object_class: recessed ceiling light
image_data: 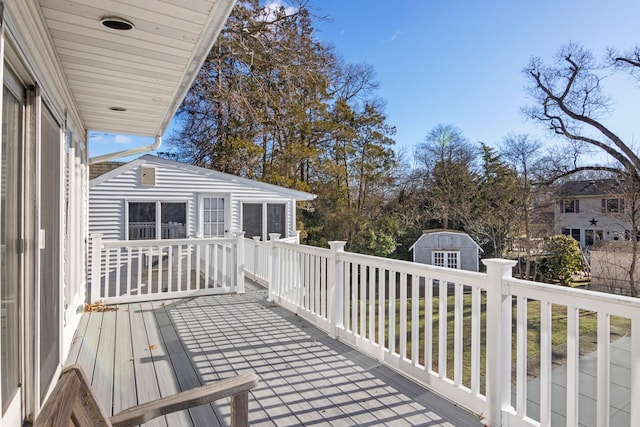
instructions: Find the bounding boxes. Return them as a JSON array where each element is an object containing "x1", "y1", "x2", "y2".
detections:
[
  {"x1": 101, "y1": 17, "x2": 134, "y2": 31},
  {"x1": 109, "y1": 106, "x2": 127, "y2": 112}
]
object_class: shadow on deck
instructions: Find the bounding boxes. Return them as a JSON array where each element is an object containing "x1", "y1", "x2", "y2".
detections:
[{"x1": 67, "y1": 286, "x2": 482, "y2": 426}]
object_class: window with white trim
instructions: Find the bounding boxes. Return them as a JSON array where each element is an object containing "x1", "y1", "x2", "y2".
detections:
[
  {"x1": 242, "y1": 202, "x2": 287, "y2": 241},
  {"x1": 201, "y1": 196, "x2": 226, "y2": 237},
  {"x1": 432, "y1": 250, "x2": 460, "y2": 269},
  {"x1": 128, "y1": 201, "x2": 187, "y2": 240}
]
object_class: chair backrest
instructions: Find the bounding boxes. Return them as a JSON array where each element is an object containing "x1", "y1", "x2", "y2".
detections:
[{"x1": 33, "y1": 365, "x2": 111, "y2": 427}]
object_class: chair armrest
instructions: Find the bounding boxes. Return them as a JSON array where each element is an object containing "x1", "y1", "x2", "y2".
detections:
[{"x1": 109, "y1": 372, "x2": 259, "y2": 427}]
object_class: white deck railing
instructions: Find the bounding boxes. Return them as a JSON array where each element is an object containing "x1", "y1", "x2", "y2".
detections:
[
  {"x1": 253, "y1": 238, "x2": 640, "y2": 427},
  {"x1": 89, "y1": 232, "x2": 245, "y2": 304}
]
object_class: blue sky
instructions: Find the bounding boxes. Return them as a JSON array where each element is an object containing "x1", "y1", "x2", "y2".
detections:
[{"x1": 90, "y1": 0, "x2": 640, "y2": 164}]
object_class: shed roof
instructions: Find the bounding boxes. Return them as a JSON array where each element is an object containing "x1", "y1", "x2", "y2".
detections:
[
  {"x1": 89, "y1": 161, "x2": 125, "y2": 180},
  {"x1": 409, "y1": 229, "x2": 483, "y2": 252},
  {"x1": 89, "y1": 154, "x2": 316, "y2": 201}
]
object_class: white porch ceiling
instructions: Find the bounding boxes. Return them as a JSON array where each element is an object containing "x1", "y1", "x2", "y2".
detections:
[{"x1": 37, "y1": 0, "x2": 235, "y2": 137}]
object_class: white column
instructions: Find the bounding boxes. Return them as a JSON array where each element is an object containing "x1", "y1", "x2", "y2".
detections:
[
  {"x1": 328, "y1": 241, "x2": 346, "y2": 339},
  {"x1": 482, "y1": 258, "x2": 517, "y2": 427}
]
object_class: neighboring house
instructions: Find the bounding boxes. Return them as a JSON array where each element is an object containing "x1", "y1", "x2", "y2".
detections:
[
  {"x1": 409, "y1": 229, "x2": 482, "y2": 272},
  {"x1": 89, "y1": 155, "x2": 315, "y2": 242},
  {"x1": 0, "y1": 1, "x2": 235, "y2": 425},
  {"x1": 555, "y1": 179, "x2": 632, "y2": 248},
  {"x1": 589, "y1": 241, "x2": 639, "y2": 296}
]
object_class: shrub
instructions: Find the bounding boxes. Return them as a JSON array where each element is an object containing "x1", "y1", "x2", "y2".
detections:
[{"x1": 543, "y1": 235, "x2": 583, "y2": 285}]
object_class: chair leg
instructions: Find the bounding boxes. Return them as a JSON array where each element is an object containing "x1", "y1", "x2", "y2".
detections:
[{"x1": 230, "y1": 391, "x2": 249, "y2": 427}]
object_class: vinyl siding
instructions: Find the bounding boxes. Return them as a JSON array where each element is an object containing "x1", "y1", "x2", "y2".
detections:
[{"x1": 89, "y1": 158, "x2": 301, "y2": 241}]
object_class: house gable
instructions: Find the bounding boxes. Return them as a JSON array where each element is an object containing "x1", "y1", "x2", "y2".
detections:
[{"x1": 89, "y1": 155, "x2": 315, "y2": 241}]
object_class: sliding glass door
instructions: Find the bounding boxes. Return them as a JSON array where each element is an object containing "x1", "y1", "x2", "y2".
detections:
[
  {"x1": 1, "y1": 70, "x2": 24, "y2": 424},
  {"x1": 38, "y1": 104, "x2": 61, "y2": 401}
]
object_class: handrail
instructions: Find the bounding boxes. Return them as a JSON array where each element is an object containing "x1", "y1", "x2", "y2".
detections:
[{"x1": 110, "y1": 372, "x2": 259, "y2": 427}]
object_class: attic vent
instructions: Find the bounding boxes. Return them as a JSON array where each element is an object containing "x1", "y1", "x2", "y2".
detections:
[{"x1": 140, "y1": 166, "x2": 156, "y2": 186}]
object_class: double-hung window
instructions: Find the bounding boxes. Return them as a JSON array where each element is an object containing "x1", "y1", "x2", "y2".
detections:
[
  {"x1": 560, "y1": 199, "x2": 579, "y2": 213},
  {"x1": 128, "y1": 201, "x2": 187, "y2": 240},
  {"x1": 601, "y1": 198, "x2": 624, "y2": 213}
]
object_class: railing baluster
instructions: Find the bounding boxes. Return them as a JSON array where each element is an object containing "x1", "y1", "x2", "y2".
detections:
[
  {"x1": 176, "y1": 244, "x2": 183, "y2": 291},
  {"x1": 378, "y1": 267, "x2": 385, "y2": 355},
  {"x1": 540, "y1": 300, "x2": 552, "y2": 427},
  {"x1": 424, "y1": 277, "x2": 432, "y2": 372},
  {"x1": 389, "y1": 271, "x2": 396, "y2": 355},
  {"x1": 186, "y1": 244, "x2": 192, "y2": 291},
  {"x1": 438, "y1": 278, "x2": 447, "y2": 379},
  {"x1": 358, "y1": 264, "x2": 367, "y2": 339},
  {"x1": 470, "y1": 286, "x2": 481, "y2": 394},
  {"x1": 453, "y1": 282, "x2": 463, "y2": 385},
  {"x1": 167, "y1": 245, "x2": 173, "y2": 292},
  {"x1": 351, "y1": 263, "x2": 358, "y2": 333},
  {"x1": 516, "y1": 295, "x2": 527, "y2": 417},
  {"x1": 411, "y1": 274, "x2": 419, "y2": 366},
  {"x1": 399, "y1": 273, "x2": 407, "y2": 360},
  {"x1": 115, "y1": 248, "x2": 122, "y2": 298},
  {"x1": 369, "y1": 266, "x2": 375, "y2": 342},
  {"x1": 157, "y1": 244, "x2": 163, "y2": 294},
  {"x1": 597, "y1": 311, "x2": 610, "y2": 427},
  {"x1": 566, "y1": 304, "x2": 579, "y2": 426},
  {"x1": 126, "y1": 247, "x2": 132, "y2": 296},
  {"x1": 136, "y1": 246, "x2": 142, "y2": 295},
  {"x1": 631, "y1": 317, "x2": 640, "y2": 427},
  {"x1": 105, "y1": 248, "x2": 112, "y2": 298}
]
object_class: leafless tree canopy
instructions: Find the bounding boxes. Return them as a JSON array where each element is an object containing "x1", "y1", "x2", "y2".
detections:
[{"x1": 524, "y1": 43, "x2": 640, "y2": 182}]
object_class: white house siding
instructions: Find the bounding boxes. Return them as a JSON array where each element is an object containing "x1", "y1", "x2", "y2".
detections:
[
  {"x1": 555, "y1": 196, "x2": 629, "y2": 246},
  {"x1": 89, "y1": 156, "x2": 311, "y2": 241}
]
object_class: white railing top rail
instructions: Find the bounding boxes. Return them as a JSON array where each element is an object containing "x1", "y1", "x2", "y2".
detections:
[
  {"x1": 274, "y1": 240, "x2": 330, "y2": 257},
  {"x1": 101, "y1": 236, "x2": 236, "y2": 248},
  {"x1": 506, "y1": 276, "x2": 640, "y2": 316},
  {"x1": 338, "y1": 249, "x2": 487, "y2": 287}
]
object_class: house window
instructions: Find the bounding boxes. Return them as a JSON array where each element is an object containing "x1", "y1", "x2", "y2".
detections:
[
  {"x1": 560, "y1": 199, "x2": 579, "y2": 213},
  {"x1": 562, "y1": 228, "x2": 581, "y2": 244},
  {"x1": 432, "y1": 251, "x2": 460, "y2": 269},
  {"x1": 202, "y1": 197, "x2": 226, "y2": 237},
  {"x1": 602, "y1": 198, "x2": 624, "y2": 213},
  {"x1": 242, "y1": 202, "x2": 287, "y2": 241},
  {"x1": 128, "y1": 201, "x2": 186, "y2": 240}
]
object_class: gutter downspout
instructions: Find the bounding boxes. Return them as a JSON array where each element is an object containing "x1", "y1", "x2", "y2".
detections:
[{"x1": 88, "y1": 136, "x2": 162, "y2": 164}]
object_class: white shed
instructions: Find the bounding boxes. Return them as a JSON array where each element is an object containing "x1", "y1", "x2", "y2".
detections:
[
  {"x1": 89, "y1": 155, "x2": 315, "y2": 242},
  {"x1": 409, "y1": 229, "x2": 482, "y2": 272}
]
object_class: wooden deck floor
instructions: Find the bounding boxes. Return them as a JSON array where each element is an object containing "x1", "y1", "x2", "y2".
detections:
[{"x1": 67, "y1": 288, "x2": 482, "y2": 426}]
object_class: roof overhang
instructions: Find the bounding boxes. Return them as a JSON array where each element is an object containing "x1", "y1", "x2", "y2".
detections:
[{"x1": 36, "y1": 0, "x2": 235, "y2": 138}]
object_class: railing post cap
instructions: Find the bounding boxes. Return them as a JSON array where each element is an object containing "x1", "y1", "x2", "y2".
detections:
[
  {"x1": 482, "y1": 258, "x2": 518, "y2": 267},
  {"x1": 268, "y1": 233, "x2": 281, "y2": 241},
  {"x1": 252, "y1": 236, "x2": 261, "y2": 241},
  {"x1": 328, "y1": 241, "x2": 347, "y2": 251},
  {"x1": 234, "y1": 230, "x2": 246, "y2": 237},
  {"x1": 482, "y1": 258, "x2": 517, "y2": 276}
]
